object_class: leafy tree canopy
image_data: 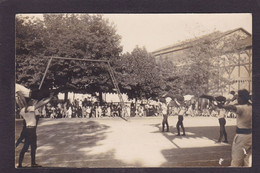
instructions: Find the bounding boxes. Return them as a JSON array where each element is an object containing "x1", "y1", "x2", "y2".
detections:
[{"x1": 16, "y1": 14, "x2": 122, "y2": 95}]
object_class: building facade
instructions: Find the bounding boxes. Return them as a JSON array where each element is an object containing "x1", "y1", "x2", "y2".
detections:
[{"x1": 152, "y1": 28, "x2": 252, "y2": 96}]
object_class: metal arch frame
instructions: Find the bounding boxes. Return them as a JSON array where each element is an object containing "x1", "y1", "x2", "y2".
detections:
[
  {"x1": 39, "y1": 56, "x2": 109, "y2": 89},
  {"x1": 39, "y1": 56, "x2": 129, "y2": 121}
]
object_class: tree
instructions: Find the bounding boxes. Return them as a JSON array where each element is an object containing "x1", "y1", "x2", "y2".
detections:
[
  {"x1": 157, "y1": 58, "x2": 180, "y2": 97},
  {"x1": 16, "y1": 15, "x2": 48, "y2": 87},
  {"x1": 114, "y1": 47, "x2": 164, "y2": 100},
  {"x1": 174, "y1": 32, "x2": 243, "y2": 97},
  {"x1": 16, "y1": 14, "x2": 123, "y2": 101}
]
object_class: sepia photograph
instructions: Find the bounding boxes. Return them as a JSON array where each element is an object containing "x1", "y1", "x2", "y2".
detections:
[{"x1": 14, "y1": 13, "x2": 252, "y2": 168}]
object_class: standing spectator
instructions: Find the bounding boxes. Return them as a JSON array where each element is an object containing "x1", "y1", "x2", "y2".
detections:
[
  {"x1": 50, "y1": 106, "x2": 55, "y2": 118},
  {"x1": 130, "y1": 102, "x2": 136, "y2": 117},
  {"x1": 46, "y1": 103, "x2": 52, "y2": 118},
  {"x1": 138, "y1": 105, "x2": 144, "y2": 117},
  {"x1": 77, "y1": 106, "x2": 82, "y2": 118},
  {"x1": 71, "y1": 105, "x2": 75, "y2": 118},
  {"x1": 97, "y1": 105, "x2": 102, "y2": 118},
  {"x1": 61, "y1": 104, "x2": 66, "y2": 118},
  {"x1": 126, "y1": 104, "x2": 131, "y2": 117},
  {"x1": 56, "y1": 107, "x2": 62, "y2": 118},
  {"x1": 95, "y1": 105, "x2": 99, "y2": 118},
  {"x1": 106, "y1": 105, "x2": 111, "y2": 117},
  {"x1": 117, "y1": 104, "x2": 122, "y2": 117},
  {"x1": 82, "y1": 105, "x2": 87, "y2": 118},
  {"x1": 66, "y1": 106, "x2": 72, "y2": 118},
  {"x1": 86, "y1": 106, "x2": 91, "y2": 118},
  {"x1": 91, "y1": 105, "x2": 96, "y2": 118}
]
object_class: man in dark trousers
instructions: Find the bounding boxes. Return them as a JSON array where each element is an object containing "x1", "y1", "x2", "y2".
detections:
[
  {"x1": 160, "y1": 98, "x2": 169, "y2": 132},
  {"x1": 174, "y1": 97, "x2": 186, "y2": 136},
  {"x1": 16, "y1": 113, "x2": 41, "y2": 148},
  {"x1": 215, "y1": 96, "x2": 228, "y2": 143},
  {"x1": 15, "y1": 119, "x2": 26, "y2": 148},
  {"x1": 18, "y1": 95, "x2": 53, "y2": 168}
]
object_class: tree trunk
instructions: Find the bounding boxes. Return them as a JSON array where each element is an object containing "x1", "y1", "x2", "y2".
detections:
[
  {"x1": 99, "y1": 91, "x2": 103, "y2": 105},
  {"x1": 64, "y1": 91, "x2": 68, "y2": 101}
]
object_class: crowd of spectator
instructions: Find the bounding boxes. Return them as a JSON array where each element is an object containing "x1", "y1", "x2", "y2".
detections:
[{"x1": 15, "y1": 97, "x2": 236, "y2": 119}]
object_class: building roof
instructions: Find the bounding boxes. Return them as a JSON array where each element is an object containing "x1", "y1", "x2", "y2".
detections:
[{"x1": 152, "y1": 28, "x2": 252, "y2": 56}]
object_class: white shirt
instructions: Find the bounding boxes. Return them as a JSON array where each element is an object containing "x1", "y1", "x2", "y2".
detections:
[
  {"x1": 178, "y1": 107, "x2": 186, "y2": 116},
  {"x1": 161, "y1": 103, "x2": 167, "y2": 115},
  {"x1": 20, "y1": 106, "x2": 36, "y2": 127},
  {"x1": 217, "y1": 108, "x2": 226, "y2": 119}
]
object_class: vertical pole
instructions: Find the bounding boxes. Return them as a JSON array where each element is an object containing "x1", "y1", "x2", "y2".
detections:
[
  {"x1": 248, "y1": 49, "x2": 252, "y2": 93},
  {"x1": 39, "y1": 57, "x2": 53, "y2": 90},
  {"x1": 107, "y1": 61, "x2": 129, "y2": 121},
  {"x1": 238, "y1": 52, "x2": 241, "y2": 91}
]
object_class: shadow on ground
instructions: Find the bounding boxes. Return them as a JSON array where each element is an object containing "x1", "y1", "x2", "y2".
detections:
[
  {"x1": 152, "y1": 123, "x2": 236, "y2": 167},
  {"x1": 15, "y1": 118, "x2": 236, "y2": 168},
  {"x1": 15, "y1": 119, "x2": 130, "y2": 168}
]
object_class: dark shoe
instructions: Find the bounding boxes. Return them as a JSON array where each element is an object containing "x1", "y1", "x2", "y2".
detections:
[
  {"x1": 176, "y1": 134, "x2": 180, "y2": 136},
  {"x1": 17, "y1": 164, "x2": 22, "y2": 168},
  {"x1": 31, "y1": 164, "x2": 42, "y2": 167},
  {"x1": 223, "y1": 140, "x2": 228, "y2": 143},
  {"x1": 182, "y1": 134, "x2": 186, "y2": 136},
  {"x1": 166, "y1": 130, "x2": 169, "y2": 132}
]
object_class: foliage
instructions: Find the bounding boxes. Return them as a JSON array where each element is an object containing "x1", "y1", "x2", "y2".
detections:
[
  {"x1": 114, "y1": 47, "x2": 179, "y2": 100},
  {"x1": 156, "y1": 58, "x2": 180, "y2": 97},
  {"x1": 174, "y1": 33, "x2": 242, "y2": 96},
  {"x1": 16, "y1": 14, "x2": 122, "y2": 95}
]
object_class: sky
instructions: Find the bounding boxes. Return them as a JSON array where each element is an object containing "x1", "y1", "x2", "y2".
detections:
[
  {"x1": 20, "y1": 13, "x2": 252, "y2": 53},
  {"x1": 102, "y1": 14, "x2": 252, "y2": 53}
]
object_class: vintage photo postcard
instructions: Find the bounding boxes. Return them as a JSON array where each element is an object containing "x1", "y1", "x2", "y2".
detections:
[{"x1": 14, "y1": 13, "x2": 252, "y2": 168}]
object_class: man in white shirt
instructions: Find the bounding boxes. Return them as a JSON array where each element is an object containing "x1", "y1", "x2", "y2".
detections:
[
  {"x1": 18, "y1": 95, "x2": 53, "y2": 168},
  {"x1": 174, "y1": 97, "x2": 186, "y2": 136},
  {"x1": 160, "y1": 98, "x2": 170, "y2": 132},
  {"x1": 214, "y1": 96, "x2": 228, "y2": 143}
]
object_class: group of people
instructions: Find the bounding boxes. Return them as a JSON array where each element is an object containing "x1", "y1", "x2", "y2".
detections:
[
  {"x1": 159, "y1": 90, "x2": 252, "y2": 167},
  {"x1": 15, "y1": 82, "x2": 252, "y2": 167},
  {"x1": 219, "y1": 89, "x2": 252, "y2": 166},
  {"x1": 16, "y1": 97, "x2": 238, "y2": 120},
  {"x1": 160, "y1": 97, "x2": 186, "y2": 136},
  {"x1": 37, "y1": 102, "x2": 125, "y2": 119}
]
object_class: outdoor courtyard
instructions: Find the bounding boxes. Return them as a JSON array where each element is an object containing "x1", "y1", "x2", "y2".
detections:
[{"x1": 15, "y1": 116, "x2": 236, "y2": 168}]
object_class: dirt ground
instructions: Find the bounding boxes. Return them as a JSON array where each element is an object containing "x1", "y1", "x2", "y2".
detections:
[{"x1": 15, "y1": 116, "x2": 237, "y2": 168}]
